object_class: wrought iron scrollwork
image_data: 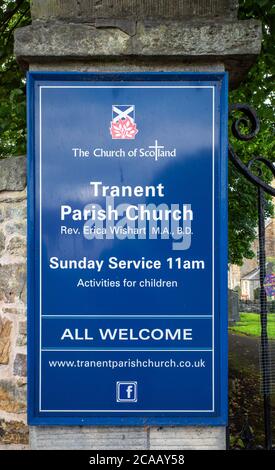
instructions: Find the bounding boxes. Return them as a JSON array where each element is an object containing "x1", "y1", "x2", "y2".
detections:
[
  {"x1": 229, "y1": 103, "x2": 275, "y2": 450},
  {"x1": 229, "y1": 104, "x2": 275, "y2": 196}
]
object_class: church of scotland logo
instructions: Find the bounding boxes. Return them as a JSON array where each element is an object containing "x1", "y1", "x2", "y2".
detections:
[{"x1": 110, "y1": 105, "x2": 138, "y2": 139}]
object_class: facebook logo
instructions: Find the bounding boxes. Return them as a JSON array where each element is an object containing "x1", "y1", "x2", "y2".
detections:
[{"x1": 116, "y1": 381, "x2": 138, "y2": 403}]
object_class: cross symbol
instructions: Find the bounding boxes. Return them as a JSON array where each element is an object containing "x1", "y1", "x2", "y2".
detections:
[{"x1": 148, "y1": 140, "x2": 165, "y2": 154}]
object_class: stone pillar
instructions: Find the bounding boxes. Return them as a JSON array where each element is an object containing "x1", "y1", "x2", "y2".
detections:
[
  {"x1": 13, "y1": 0, "x2": 262, "y2": 450},
  {"x1": 15, "y1": 0, "x2": 261, "y2": 88}
]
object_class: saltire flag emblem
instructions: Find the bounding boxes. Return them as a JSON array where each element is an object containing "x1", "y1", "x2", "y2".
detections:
[{"x1": 110, "y1": 105, "x2": 138, "y2": 139}]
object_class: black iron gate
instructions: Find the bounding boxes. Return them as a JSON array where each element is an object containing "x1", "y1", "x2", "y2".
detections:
[{"x1": 229, "y1": 104, "x2": 275, "y2": 450}]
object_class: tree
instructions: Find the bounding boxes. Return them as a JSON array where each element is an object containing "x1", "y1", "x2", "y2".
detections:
[
  {"x1": 0, "y1": 0, "x2": 30, "y2": 157},
  {"x1": 229, "y1": 0, "x2": 275, "y2": 264},
  {"x1": 0, "y1": 0, "x2": 274, "y2": 265}
]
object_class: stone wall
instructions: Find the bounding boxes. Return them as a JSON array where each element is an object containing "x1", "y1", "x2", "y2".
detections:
[
  {"x1": 31, "y1": 0, "x2": 238, "y2": 21},
  {"x1": 0, "y1": 156, "x2": 28, "y2": 449},
  {"x1": 239, "y1": 301, "x2": 275, "y2": 314}
]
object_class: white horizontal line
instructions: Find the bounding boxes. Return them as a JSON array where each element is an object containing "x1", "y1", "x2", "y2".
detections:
[
  {"x1": 40, "y1": 86, "x2": 214, "y2": 89},
  {"x1": 40, "y1": 409, "x2": 215, "y2": 413},
  {"x1": 42, "y1": 349, "x2": 213, "y2": 352},
  {"x1": 42, "y1": 315, "x2": 212, "y2": 318}
]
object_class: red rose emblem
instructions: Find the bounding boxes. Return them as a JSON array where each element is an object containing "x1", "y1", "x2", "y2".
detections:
[{"x1": 110, "y1": 117, "x2": 138, "y2": 139}]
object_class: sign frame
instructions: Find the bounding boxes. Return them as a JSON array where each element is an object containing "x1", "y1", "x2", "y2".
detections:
[{"x1": 27, "y1": 71, "x2": 228, "y2": 426}]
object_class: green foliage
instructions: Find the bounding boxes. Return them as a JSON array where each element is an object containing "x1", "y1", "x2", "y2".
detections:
[
  {"x1": 229, "y1": 0, "x2": 275, "y2": 264},
  {"x1": 0, "y1": 1, "x2": 274, "y2": 265},
  {"x1": 229, "y1": 313, "x2": 275, "y2": 338},
  {"x1": 0, "y1": 0, "x2": 30, "y2": 157}
]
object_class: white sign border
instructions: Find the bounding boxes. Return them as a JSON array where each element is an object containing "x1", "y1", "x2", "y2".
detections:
[{"x1": 38, "y1": 85, "x2": 215, "y2": 413}]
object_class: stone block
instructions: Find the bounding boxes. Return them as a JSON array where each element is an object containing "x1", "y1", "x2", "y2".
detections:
[
  {"x1": 31, "y1": 0, "x2": 238, "y2": 21},
  {"x1": 14, "y1": 19, "x2": 262, "y2": 89},
  {"x1": 30, "y1": 426, "x2": 148, "y2": 449},
  {"x1": 0, "y1": 419, "x2": 29, "y2": 445},
  {"x1": 7, "y1": 237, "x2": 26, "y2": 258},
  {"x1": 0, "y1": 263, "x2": 26, "y2": 303},
  {"x1": 0, "y1": 379, "x2": 26, "y2": 413},
  {"x1": 5, "y1": 221, "x2": 26, "y2": 237},
  {"x1": 5, "y1": 205, "x2": 27, "y2": 220},
  {"x1": 0, "y1": 230, "x2": 5, "y2": 257},
  {"x1": 16, "y1": 321, "x2": 27, "y2": 346},
  {"x1": 0, "y1": 156, "x2": 26, "y2": 192},
  {"x1": 149, "y1": 426, "x2": 226, "y2": 449},
  {"x1": 13, "y1": 354, "x2": 27, "y2": 377},
  {"x1": 228, "y1": 288, "x2": 240, "y2": 323},
  {"x1": 0, "y1": 317, "x2": 12, "y2": 364}
]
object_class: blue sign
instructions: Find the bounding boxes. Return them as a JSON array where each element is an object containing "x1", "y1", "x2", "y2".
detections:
[{"x1": 27, "y1": 72, "x2": 228, "y2": 425}]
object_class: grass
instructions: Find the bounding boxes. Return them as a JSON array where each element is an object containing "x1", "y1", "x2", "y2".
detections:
[{"x1": 229, "y1": 313, "x2": 275, "y2": 339}]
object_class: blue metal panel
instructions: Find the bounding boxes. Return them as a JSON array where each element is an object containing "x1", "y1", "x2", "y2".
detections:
[{"x1": 27, "y1": 72, "x2": 228, "y2": 425}]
